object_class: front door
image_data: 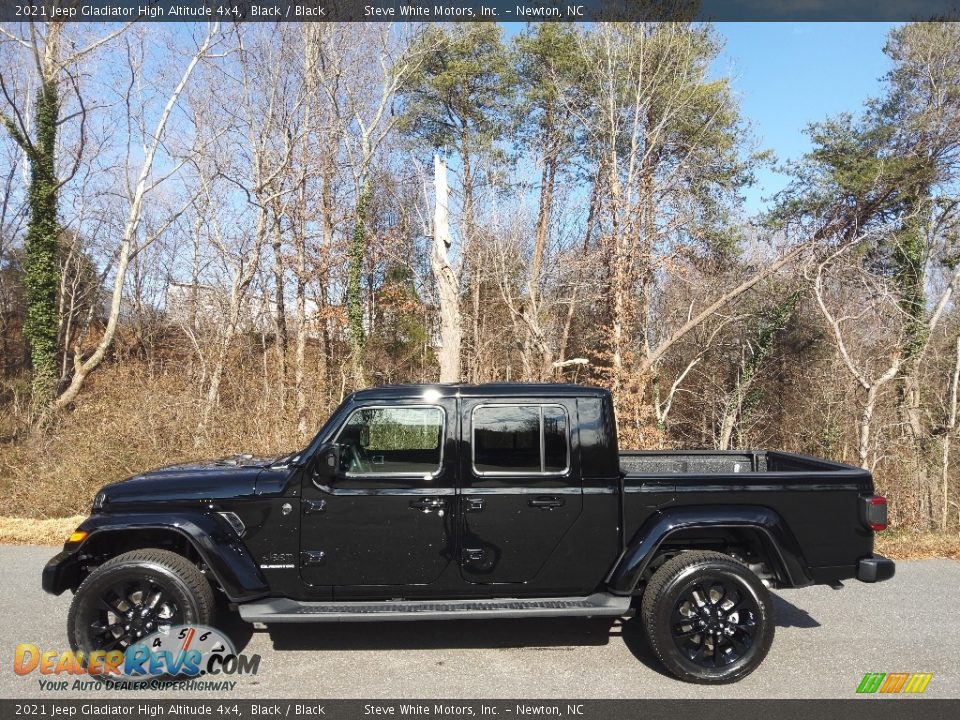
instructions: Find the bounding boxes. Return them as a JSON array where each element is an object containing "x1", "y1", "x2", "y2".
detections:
[
  {"x1": 459, "y1": 400, "x2": 582, "y2": 585},
  {"x1": 299, "y1": 401, "x2": 456, "y2": 589}
]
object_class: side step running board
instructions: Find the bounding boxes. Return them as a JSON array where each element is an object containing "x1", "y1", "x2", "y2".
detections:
[{"x1": 238, "y1": 592, "x2": 631, "y2": 623}]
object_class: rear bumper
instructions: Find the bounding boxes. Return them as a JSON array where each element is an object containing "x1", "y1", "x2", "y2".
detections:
[{"x1": 856, "y1": 554, "x2": 895, "y2": 583}]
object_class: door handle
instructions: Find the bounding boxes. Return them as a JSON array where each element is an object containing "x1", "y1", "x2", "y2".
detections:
[
  {"x1": 529, "y1": 496, "x2": 564, "y2": 509},
  {"x1": 409, "y1": 497, "x2": 446, "y2": 513}
]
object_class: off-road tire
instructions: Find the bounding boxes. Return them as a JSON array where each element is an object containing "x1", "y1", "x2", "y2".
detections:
[
  {"x1": 67, "y1": 548, "x2": 215, "y2": 654},
  {"x1": 640, "y1": 550, "x2": 775, "y2": 684}
]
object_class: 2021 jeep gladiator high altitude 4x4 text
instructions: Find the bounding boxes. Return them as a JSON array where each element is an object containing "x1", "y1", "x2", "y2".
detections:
[{"x1": 43, "y1": 383, "x2": 894, "y2": 683}]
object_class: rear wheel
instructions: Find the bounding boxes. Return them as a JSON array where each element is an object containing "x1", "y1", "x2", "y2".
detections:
[
  {"x1": 640, "y1": 550, "x2": 774, "y2": 684},
  {"x1": 67, "y1": 548, "x2": 215, "y2": 655}
]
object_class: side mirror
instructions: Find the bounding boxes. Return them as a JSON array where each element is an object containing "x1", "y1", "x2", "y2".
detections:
[{"x1": 312, "y1": 444, "x2": 340, "y2": 480}]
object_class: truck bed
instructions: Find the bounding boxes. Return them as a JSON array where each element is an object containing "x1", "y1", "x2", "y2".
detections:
[
  {"x1": 620, "y1": 449, "x2": 856, "y2": 475},
  {"x1": 617, "y1": 449, "x2": 875, "y2": 581}
]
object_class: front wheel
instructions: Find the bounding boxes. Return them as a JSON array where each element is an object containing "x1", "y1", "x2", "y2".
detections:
[
  {"x1": 67, "y1": 548, "x2": 215, "y2": 655},
  {"x1": 640, "y1": 550, "x2": 775, "y2": 684}
]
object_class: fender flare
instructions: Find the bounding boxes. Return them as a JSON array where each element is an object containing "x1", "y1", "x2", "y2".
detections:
[
  {"x1": 605, "y1": 505, "x2": 812, "y2": 594},
  {"x1": 45, "y1": 511, "x2": 268, "y2": 602}
]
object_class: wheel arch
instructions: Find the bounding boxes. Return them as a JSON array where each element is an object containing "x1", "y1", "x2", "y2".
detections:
[
  {"x1": 606, "y1": 505, "x2": 813, "y2": 594},
  {"x1": 46, "y1": 512, "x2": 268, "y2": 603}
]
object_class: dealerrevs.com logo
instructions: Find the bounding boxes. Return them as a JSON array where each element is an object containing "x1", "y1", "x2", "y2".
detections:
[
  {"x1": 856, "y1": 673, "x2": 933, "y2": 695},
  {"x1": 14, "y1": 625, "x2": 260, "y2": 691}
]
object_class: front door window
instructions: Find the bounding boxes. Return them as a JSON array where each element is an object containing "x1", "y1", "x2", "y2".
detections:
[{"x1": 336, "y1": 406, "x2": 444, "y2": 480}]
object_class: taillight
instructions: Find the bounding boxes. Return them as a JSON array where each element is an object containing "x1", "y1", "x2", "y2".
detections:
[{"x1": 861, "y1": 495, "x2": 888, "y2": 531}]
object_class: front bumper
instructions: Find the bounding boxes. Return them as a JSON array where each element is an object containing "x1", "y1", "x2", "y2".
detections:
[
  {"x1": 856, "y1": 554, "x2": 896, "y2": 583},
  {"x1": 42, "y1": 549, "x2": 80, "y2": 596}
]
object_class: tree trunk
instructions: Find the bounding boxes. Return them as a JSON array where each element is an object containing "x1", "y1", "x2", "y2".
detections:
[
  {"x1": 859, "y1": 386, "x2": 882, "y2": 469},
  {"x1": 23, "y1": 76, "x2": 61, "y2": 419},
  {"x1": 459, "y1": 151, "x2": 483, "y2": 383},
  {"x1": 524, "y1": 130, "x2": 558, "y2": 380},
  {"x1": 717, "y1": 395, "x2": 741, "y2": 451},
  {"x1": 317, "y1": 158, "x2": 336, "y2": 406},
  {"x1": 294, "y1": 272, "x2": 308, "y2": 441},
  {"x1": 293, "y1": 172, "x2": 311, "y2": 441},
  {"x1": 901, "y1": 366, "x2": 932, "y2": 525},
  {"x1": 556, "y1": 166, "x2": 601, "y2": 377},
  {"x1": 347, "y1": 182, "x2": 370, "y2": 388},
  {"x1": 942, "y1": 337, "x2": 960, "y2": 530},
  {"x1": 893, "y1": 192, "x2": 933, "y2": 524},
  {"x1": 270, "y1": 212, "x2": 288, "y2": 401},
  {"x1": 432, "y1": 155, "x2": 461, "y2": 383}
]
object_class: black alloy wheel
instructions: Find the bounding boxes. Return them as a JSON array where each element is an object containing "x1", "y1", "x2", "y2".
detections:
[
  {"x1": 68, "y1": 549, "x2": 215, "y2": 656},
  {"x1": 641, "y1": 550, "x2": 775, "y2": 684},
  {"x1": 669, "y1": 576, "x2": 760, "y2": 669},
  {"x1": 84, "y1": 577, "x2": 183, "y2": 652}
]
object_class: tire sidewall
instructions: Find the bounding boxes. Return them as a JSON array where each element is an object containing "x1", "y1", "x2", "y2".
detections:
[
  {"x1": 650, "y1": 560, "x2": 775, "y2": 684},
  {"x1": 68, "y1": 559, "x2": 206, "y2": 654}
]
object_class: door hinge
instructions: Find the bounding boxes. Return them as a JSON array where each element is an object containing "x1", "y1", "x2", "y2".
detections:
[
  {"x1": 462, "y1": 548, "x2": 485, "y2": 563},
  {"x1": 464, "y1": 498, "x2": 484, "y2": 513},
  {"x1": 301, "y1": 550, "x2": 326, "y2": 567},
  {"x1": 303, "y1": 499, "x2": 327, "y2": 514}
]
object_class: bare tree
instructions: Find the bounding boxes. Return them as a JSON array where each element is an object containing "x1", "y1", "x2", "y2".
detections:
[
  {"x1": 55, "y1": 24, "x2": 221, "y2": 409},
  {"x1": 940, "y1": 336, "x2": 960, "y2": 529},
  {"x1": 812, "y1": 239, "x2": 907, "y2": 469},
  {"x1": 193, "y1": 25, "x2": 302, "y2": 431}
]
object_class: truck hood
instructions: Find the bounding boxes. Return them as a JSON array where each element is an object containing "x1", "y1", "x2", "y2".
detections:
[
  {"x1": 146, "y1": 454, "x2": 284, "y2": 473},
  {"x1": 95, "y1": 454, "x2": 288, "y2": 508}
]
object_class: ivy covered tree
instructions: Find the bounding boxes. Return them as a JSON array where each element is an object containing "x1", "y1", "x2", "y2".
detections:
[
  {"x1": 1, "y1": 26, "x2": 65, "y2": 417},
  {"x1": 1, "y1": 21, "x2": 128, "y2": 418},
  {"x1": 347, "y1": 183, "x2": 371, "y2": 383}
]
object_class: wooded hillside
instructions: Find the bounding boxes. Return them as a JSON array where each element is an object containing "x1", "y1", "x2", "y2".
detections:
[{"x1": 1, "y1": 22, "x2": 960, "y2": 532}]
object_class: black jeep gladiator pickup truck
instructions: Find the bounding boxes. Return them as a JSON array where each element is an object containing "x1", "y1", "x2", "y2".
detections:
[{"x1": 43, "y1": 383, "x2": 894, "y2": 683}]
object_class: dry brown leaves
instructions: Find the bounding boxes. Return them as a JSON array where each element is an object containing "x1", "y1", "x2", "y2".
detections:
[
  {"x1": 0, "y1": 515, "x2": 85, "y2": 545},
  {"x1": 875, "y1": 531, "x2": 960, "y2": 560}
]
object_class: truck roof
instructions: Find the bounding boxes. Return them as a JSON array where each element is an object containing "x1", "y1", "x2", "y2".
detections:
[{"x1": 349, "y1": 382, "x2": 610, "y2": 402}]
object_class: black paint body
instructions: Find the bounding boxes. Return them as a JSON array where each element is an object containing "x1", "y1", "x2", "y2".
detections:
[{"x1": 43, "y1": 384, "x2": 886, "y2": 605}]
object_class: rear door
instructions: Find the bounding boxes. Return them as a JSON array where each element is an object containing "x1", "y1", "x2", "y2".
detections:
[
  {"x1": 459, "y1": 399, "x2": 582, "y2": 585},
  {"x1": 299, "y1": 400, "x2": 456, "y2": 589}
]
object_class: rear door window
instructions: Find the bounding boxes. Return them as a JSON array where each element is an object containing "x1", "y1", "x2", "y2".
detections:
[{"x1": 472, "y1": 404, "x2": 570, "y2": 476}]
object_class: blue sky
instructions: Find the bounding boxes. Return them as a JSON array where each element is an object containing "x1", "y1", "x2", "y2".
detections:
[{"x1": 714, "y1": 23, "x2": 898, "y2": 213}]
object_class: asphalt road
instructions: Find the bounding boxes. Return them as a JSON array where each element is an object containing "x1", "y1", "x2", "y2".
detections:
[{"x1": 2, "y1": 546, "x2": 957, "y2": 699}]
